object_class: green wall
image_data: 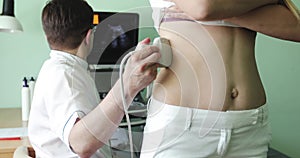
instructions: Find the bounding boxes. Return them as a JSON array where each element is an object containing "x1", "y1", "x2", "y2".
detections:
[
  {"x1": 0, "y1": 0, "x2": 157, "y2": 107},
  {"x1": 0, "y1": 0, "x2": 299, "y2": 157}
]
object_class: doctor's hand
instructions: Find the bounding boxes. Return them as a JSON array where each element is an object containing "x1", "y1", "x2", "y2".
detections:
[{"x1": 123, "y1": 38, "x2": 161, "y2": 99}]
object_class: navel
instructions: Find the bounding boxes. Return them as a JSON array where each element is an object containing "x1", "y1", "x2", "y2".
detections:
[{"x1": 231, "y1": 88, "x2": 239, "y2": 99}]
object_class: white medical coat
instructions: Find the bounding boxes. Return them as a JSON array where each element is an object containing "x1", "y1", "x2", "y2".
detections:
[{"x1": 28, "y1": 50, "x2": 111, "y2": 158}]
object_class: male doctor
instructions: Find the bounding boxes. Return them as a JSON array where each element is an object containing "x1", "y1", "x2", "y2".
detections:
[{"x1": 28, "y1": 0, "x2": 161, "y2": 157}]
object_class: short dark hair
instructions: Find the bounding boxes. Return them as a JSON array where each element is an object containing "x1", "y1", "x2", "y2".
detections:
[{"x1": 42, "y1": 0, "x2": 93, "y2": 50}]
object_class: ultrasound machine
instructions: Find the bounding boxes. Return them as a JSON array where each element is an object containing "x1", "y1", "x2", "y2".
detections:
[{"x1": 87, "y1": 11, "x2": 146, "y2": 158}]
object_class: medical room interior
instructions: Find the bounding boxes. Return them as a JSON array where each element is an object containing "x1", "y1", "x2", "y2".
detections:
[{"x1": 0, "y1": 0, "x2": 299, "y2": 157}]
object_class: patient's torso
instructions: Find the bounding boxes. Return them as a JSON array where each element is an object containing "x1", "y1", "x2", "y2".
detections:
[{"x1": 153, "y1": 21, "x2": 266, "y2": 111}]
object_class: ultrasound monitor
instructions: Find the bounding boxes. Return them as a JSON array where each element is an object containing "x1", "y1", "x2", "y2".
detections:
[{"x1": 87, "y1": 12, "x2": 139, "y2": 67}]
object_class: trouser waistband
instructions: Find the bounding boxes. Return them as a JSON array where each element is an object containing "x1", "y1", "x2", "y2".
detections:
[{"x1": 147, "y1": 97, "x2": 268, "y2": 130}]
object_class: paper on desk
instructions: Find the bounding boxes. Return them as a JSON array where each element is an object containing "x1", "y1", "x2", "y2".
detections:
[{"x1": 0, "y1": 127, "x2": 28, "y2": 138}]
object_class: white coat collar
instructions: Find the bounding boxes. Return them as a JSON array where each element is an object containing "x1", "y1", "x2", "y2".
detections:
[{"x1": 50, "y1": 50, "x2": 88, "y2": 70}]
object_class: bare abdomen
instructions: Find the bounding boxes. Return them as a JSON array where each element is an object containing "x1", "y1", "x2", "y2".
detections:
[{"x1": 152, "y1": 21, "x2": 266, "y2": 111}]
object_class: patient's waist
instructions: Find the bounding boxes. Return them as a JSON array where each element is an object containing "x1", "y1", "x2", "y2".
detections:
[
  {"x1": 152, "y1": 79, "x2": 266, "y2": 111},
  {"x1": 147, "y1": 97, "x2": 268, "y2": 129}
]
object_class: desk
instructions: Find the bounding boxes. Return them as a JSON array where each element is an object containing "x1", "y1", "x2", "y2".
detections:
[{"x1": 0, "y1": 108, "x2": 31, "y2": 158}]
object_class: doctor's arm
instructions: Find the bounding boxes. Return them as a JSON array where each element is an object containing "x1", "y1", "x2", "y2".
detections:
[
  {"x1": 225, "y1": 4, "x2": 300, "y2": 42},
  {"x1": 69, "y1": 38, "x2": 160, "y2": 158},
  {"x1": 169, "y1": 0, "x2": 279, "y2": 21}
]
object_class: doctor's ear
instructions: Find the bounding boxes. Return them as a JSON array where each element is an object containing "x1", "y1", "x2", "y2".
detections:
[{"x1": 84, "y1": 29, "x2": 94, "y2": 45}]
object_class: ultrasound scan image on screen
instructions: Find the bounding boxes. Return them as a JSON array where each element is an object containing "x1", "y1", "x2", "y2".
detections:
[{"x1": 87, "y1": 12, "x2": 139, "y2": 65}]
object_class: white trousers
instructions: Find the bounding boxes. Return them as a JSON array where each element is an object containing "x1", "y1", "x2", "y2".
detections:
[{"x1": 140, "y1": 98, "x2": 271, "y2": 158}]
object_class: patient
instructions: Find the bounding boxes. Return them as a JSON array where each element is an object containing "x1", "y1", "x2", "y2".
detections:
[{"x1": 141, "y1": 0, "x2": 300, "y2": 157}]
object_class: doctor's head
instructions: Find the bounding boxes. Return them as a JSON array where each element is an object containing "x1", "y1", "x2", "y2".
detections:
[{"x1": 42, "y1": 0, "x2": 94, "y2": 53}]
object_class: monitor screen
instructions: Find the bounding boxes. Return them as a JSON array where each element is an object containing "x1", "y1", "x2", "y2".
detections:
[{"x1": 87, "y1": 12, "x2": 139, "y2": 65}]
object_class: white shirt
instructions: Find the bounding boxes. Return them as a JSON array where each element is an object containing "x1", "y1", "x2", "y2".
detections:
[
  {"x1": 149, "y1": 0, "x2": 239, "y2": 32},
  {"x1": 28, "y1": 50, "x2": 111, "y2": 158}
]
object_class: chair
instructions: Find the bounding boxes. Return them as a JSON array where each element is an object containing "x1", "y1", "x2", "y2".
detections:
[{"x1": 13, "y1": 146, "x2": 35, "y2": 158}]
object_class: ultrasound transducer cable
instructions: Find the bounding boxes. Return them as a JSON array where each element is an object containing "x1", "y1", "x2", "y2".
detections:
[{"x1": 119, "y1": 37, "x2": 172, "y2": 158}]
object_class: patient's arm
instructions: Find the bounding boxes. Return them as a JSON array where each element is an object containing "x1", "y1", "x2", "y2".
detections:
[
  {"x1": 225, "y1": 5, "x2": 300, "y2": 42},
  {"x1": 169, "y1": 0, "x2": 279, "y2": 21}
]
